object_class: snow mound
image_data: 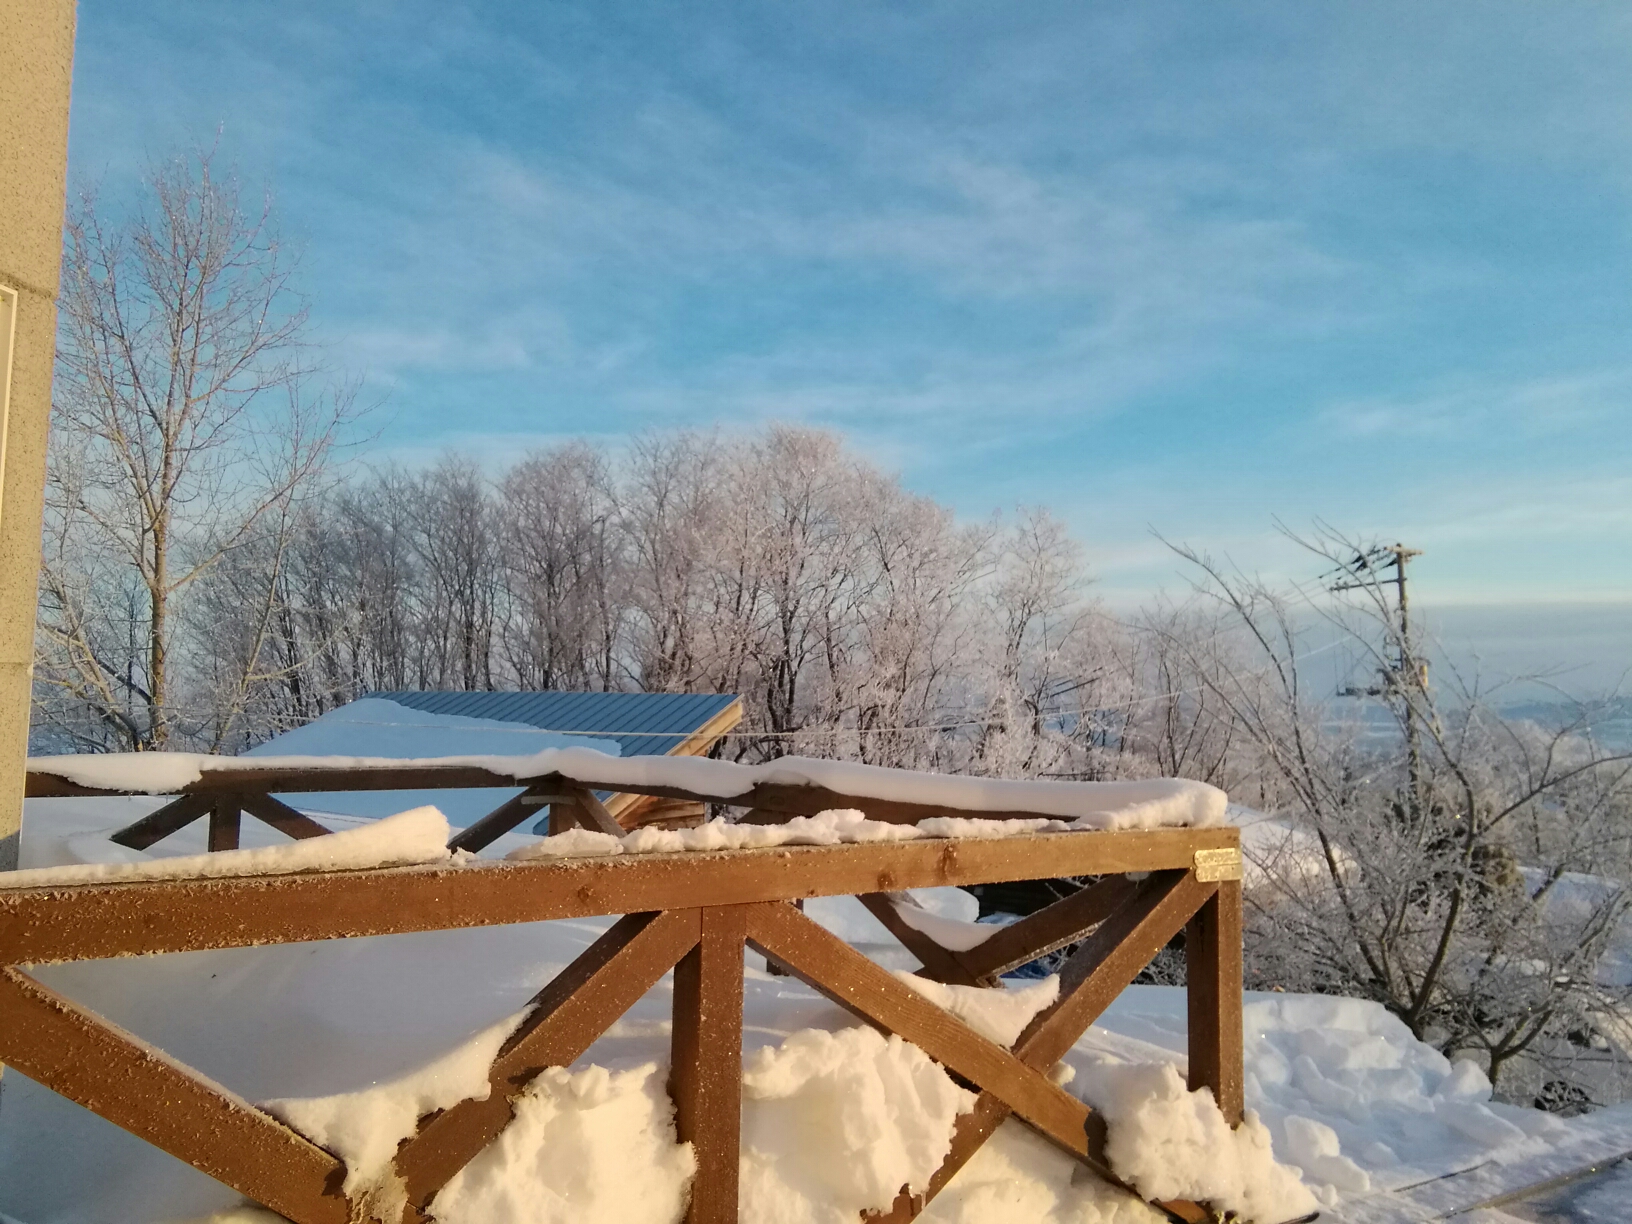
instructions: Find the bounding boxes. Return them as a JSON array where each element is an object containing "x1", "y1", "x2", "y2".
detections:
[
  {"x1": 921, "y1": 1122, "x2": 1166, "y2": 1223},
  {"x1": 507, "y1": 828, "x2": 625, "y2": 860},
  {"x1": 0, "y1": 805, "x2": 452, "y2": 889},
  {"x1": 739, "y1": 1026, "x2": 976, "y2": 1222},
  {"x1": 804, "y1": 886, "x2": 978, "y2": 946},
  {"x1": 916, "y1": 816, "x2": 1067, "y2": 838},
  {"x1": 1079, "y1": 1061, "x2": 1319, "y2": 1222},
  {"x1": 430, "y1": 1062, "x2": 695, "y2": 1224},
  {"x1": 896, "y1": 973, "x2": 1060, "y2": 1047},
  {"x1": 619, "y1": 809, "x2": 925, "y2": 854},
  {"x1": 516, "y1": 808, "x2": 1126, "y2": 864},
  {"x1": 264, "y1": 1008, "x2": 528, "y2": 1217},
  {"x1": 891, "y1": 899, "x2": 998, "y2": 951},
  {"x1": 1239, "y1": 992, "x2": 1565, "y2": 1198}
]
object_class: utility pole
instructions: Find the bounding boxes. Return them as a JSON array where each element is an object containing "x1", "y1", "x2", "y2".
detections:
[{"x1": 1329, "y1": 544, "x2": 1427, "y2": 820}]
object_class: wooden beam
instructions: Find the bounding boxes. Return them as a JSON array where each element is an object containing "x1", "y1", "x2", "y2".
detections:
[
  {"x1": 671, "y1": 905, "x2": 748, "y2": 1224},
  {"x1": 1186, "y1": 879, "x2": 1244, "y2": 1126},
  {"x1": 955, "y1": 875, "x2": 1140, "y2": 982},
  {"x1": 397, "y1": 909, "x2": 700, "y2": 1214},
  {"x1": 745, "y1": 900, "x2": 1105, "y2": 1170},
  {"x1": 208, "y1": 796, "x2": 241, "y2": 852},
  {"x1": 0, "y1": 967, "x2": 348, "y2": 1224},
  {"x1": 107, "y1": 792, "x2": 211, "y2": 849},
  {"x1": 446, "y1": 788, "x2": 544, "y2": 853},
  {"x1": 856, "y1": 893, "x2": 986, "y2": 986},
  {"x1": 675, "y1": 698, "x2": 745, "y2": 757},
  {"x1": 239, "y1": 793, "x2": 332, "y2": 841},
  {"x1": 0, "y1": 829, "x2": 1236, "y2": 966}
]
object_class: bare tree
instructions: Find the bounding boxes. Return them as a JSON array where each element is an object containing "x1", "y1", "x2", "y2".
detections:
[
  {"x1": 414, "y1": 455, "x2": 499, "y2": 690},
  {"x1": 36, "y1": 148, "x2": 353, "y2": 751},
  {"x1": 498, "y1": 443, "x2": 624, "y2": 691},
  {"x1": 1164, "y1": 530, "x2": 1632, "y2": 1099}
]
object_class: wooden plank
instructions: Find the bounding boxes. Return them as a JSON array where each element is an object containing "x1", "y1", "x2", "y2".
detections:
[
  {"x1": 856, "y1": 893, "x2": 986, "y2": 986},
  {"x1": 745, "y1": 900, "x2": 1104, "y2": 1168},
  {"x1": 0, "y1": 967, "x2": 348, "y2": 1224},
  {"x1": 956, "y1": 875, "x2": 1141, "y2": 982},
  {"x1": 208, "y1": 797, "x2": 241, "y2": 852},
  {"x1": 1186, "y1": 878, "x2": 1244, "y2": 1126},
  {"x1": 0, "y1": 830, "x2": 1236, "y2": 965},
  {"x1": 446, "y1": 788, "x2": 541, "y2": 853},
  {"x1": 239, "y1": 792, "x2": 332, "y2": 841},
  {"x1": 672, "y1": 905, "x2": 748, "y2": 1224},
  {"x1": 1016, "y1": 871, "x2": 1217, "y2": 1068},
  {"x1": 397, "y1": 909, "x2": 700, "y2": 1214},
  {"x1": 107, "y1": 792, "x2": 211, "y2": 849}
]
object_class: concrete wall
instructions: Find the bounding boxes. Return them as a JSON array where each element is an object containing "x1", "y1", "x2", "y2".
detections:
[{"x1": 0, "y1": 0, "x2": 77, "y2": 869}]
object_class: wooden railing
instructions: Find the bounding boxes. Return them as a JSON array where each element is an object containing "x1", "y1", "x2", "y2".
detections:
[{"x1": 7, "y1": 762, "x2": 1243, "y2": 1224}]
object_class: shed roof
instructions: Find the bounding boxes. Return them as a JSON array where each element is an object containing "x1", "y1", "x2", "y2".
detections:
[{"x1": 364, "y1": 690, "x2": 741, "y2": 760}]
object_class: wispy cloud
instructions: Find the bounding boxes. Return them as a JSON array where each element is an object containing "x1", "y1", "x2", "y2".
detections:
[{"x1": 63, "y1": 0, "x2": 1632, "y2": 607}]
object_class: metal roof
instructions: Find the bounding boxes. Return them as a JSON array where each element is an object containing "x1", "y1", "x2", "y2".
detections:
[{"x1": 364, "y1": 690, "x2": 741, "y2": 759}]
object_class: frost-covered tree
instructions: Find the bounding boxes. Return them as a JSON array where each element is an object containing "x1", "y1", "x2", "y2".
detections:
[
  {"x1": 37, "y1": 148, "x2": 353, "y2": 751},
  {"x1": 1164, "y1": 530, "x2": 1632, "y2": 1100}
]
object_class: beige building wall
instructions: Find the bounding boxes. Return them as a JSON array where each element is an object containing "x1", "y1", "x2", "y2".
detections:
[{"x1": 0, "y1": 0, "x2": 78, "y2": 870}]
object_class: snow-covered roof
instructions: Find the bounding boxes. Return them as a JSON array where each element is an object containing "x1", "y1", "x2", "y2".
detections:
[{"x1": 362, "y1": 689, "x2": 742, "y2": 759}]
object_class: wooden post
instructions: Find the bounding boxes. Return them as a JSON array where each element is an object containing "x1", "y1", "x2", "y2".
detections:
[
  {"x1": 671, "y1": 905, "x2": 746, "y2": 1224},
  {"x1": 208, "y1": 797, "x2": 241, "y2": 852},
  {"x1": 1186, "y1": 878, "x2": 1244, "y2": 1125}
]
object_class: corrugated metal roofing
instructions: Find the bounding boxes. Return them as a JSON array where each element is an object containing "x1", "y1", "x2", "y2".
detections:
[{"x1": 364, "y1": 690, "x2": 740, "y2": 760}]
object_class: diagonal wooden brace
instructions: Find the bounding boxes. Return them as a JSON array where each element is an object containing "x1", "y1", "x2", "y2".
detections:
[
  {"x1": 395, "y1": 908, "x2": 701, "y2": 1215},
  {"x1": 1017, "y1": 870, "x2": 1216, "y2": 1066},
  {"x1": 239, "y1": 792, "x2": 333, "y2": 841},
  {"x1": 446, "y1": 787, "x2": 558, "y2": 853},
  {"x1": 553, "y1": 785, "x2": 626, "y2": 838},
  {"x1": 867, "y1": 870, "x2": 1220, "y2": 1223},
  {"x1": 856, "y1": 893, "x2": 988, "y2": 986},
  {"x1": 0, "y1": 966, "x2": 348, "y2": 1224},
  {"x1": 108, "y1": 792, "x2": 212, "y2": 849},
  {"x1": 955, "y1": 875, "x2": 1142, "y2": 982}
]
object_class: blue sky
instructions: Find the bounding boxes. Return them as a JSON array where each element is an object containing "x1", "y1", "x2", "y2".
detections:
[{"x1": 64, "y1": 2, "x2": 1632, "y2": 626}]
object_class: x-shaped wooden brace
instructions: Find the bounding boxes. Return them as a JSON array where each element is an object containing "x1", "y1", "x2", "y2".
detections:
[
  {"x1": 446, "y1": 783, "x2": 623, "y2": 852},
  {"x1": 0, "y1": 910, "x2": 705, "y2": 1224},
  {"x1": 110, "y1": 791, "x2": 334, "y2": 852},
  {"x1": 0, "y1": 873, "x2": 1241, "y2": 1224},
  {"x1": 111, "y1": 783, "x2": 623, "y2": 858},
  {"x1": 748, "y1": 873, "x2": 1234, "y2": 1224}
]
